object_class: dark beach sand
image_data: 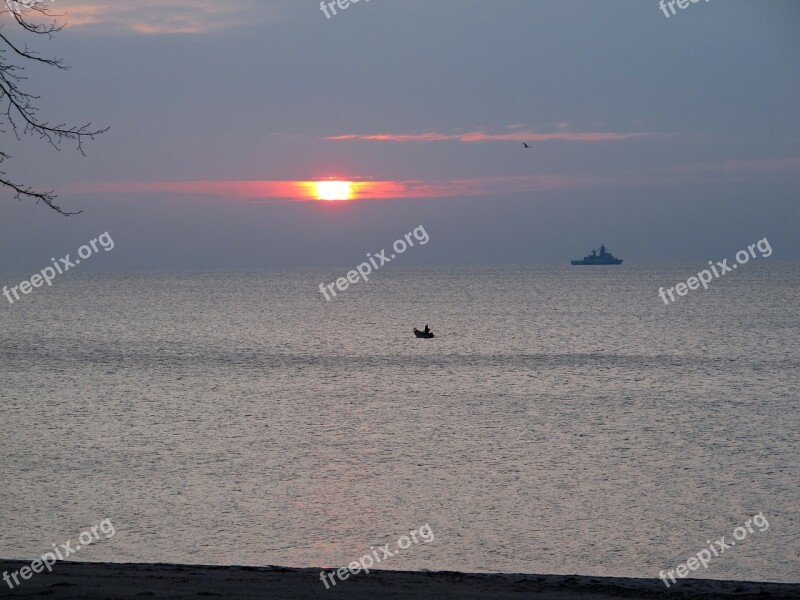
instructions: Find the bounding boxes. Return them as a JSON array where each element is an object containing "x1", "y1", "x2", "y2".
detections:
[{"x1": 2, "y1": 561, "x2": 799, "y2": 599}]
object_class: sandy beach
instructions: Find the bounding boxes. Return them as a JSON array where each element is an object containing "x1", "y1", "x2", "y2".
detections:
[{"x1": 1, "y1": 561, "x2": 799, "y2": 599}]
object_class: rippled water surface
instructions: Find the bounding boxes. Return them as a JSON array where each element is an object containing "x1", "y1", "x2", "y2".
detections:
[{"x1": 1, "y1": 265, "x2": 798, "y2": 582}]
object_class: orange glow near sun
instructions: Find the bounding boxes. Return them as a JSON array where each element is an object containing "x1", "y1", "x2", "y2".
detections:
[{"x1": 315, "y1": 180, "x2": 352, "y2": 201}]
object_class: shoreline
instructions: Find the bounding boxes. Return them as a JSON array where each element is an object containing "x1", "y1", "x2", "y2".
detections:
[{"x1": 1, "y1": 561, "x2": 799, "y2": 599}]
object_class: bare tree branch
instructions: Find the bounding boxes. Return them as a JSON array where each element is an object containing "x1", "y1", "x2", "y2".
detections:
[
  {"x1": 0, "y1": 149, "x2": 79, "y2": 214},
  {"x1": 0, "y1": 1, "x2": 108, "y2": 216}
]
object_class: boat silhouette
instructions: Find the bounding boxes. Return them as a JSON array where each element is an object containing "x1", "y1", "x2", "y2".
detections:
[{"x1": 571, "y1": 244, "x2": 623, "y2": 265}]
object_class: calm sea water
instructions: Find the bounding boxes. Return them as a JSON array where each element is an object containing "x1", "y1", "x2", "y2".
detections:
[{"x1": 1, "y1": 265, "x2": 798, "y2": 582}]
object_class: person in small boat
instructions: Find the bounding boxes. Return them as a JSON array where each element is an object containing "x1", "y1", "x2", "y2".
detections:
[{"x1": 424, "y1": 324, "x2": 430, "y2": 334}]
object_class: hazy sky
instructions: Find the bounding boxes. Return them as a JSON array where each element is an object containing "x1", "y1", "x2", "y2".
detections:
[{"x1": 1, "y1": 0, "x2": 798, "y2": 269}]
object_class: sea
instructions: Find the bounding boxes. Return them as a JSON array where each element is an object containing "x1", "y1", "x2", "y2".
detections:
[{"x1": 1, "y1": 264, "x2": 798, "y2": 582}]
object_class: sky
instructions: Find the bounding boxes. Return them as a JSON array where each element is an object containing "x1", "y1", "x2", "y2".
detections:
[{"x1": 0, "y1": 0, "x2": 799, "y2": 269}]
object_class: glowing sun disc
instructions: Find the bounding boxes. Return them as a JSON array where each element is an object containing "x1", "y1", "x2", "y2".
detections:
[{"x1": 316, "y1": 180, "x2": 352, "y2": 201}]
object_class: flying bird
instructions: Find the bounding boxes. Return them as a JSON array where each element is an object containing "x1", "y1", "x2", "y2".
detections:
[{"x1": 522, "y1": 142, "x2": 531, "y2": 149}]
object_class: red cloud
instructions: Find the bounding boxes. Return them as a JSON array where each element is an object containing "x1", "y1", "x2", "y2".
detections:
[{"x1": 327, "y1": 130, "x2": 655, "y2": 143}]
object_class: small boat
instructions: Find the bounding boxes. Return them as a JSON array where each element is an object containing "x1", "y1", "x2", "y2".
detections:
[{"x1": 413, "y1": 328, "x2": 435, "y2": 338}]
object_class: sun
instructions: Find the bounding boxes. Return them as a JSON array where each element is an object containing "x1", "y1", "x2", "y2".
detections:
[{"x1": 315, "y1": 180, "x2": 352, "y2": 201}]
